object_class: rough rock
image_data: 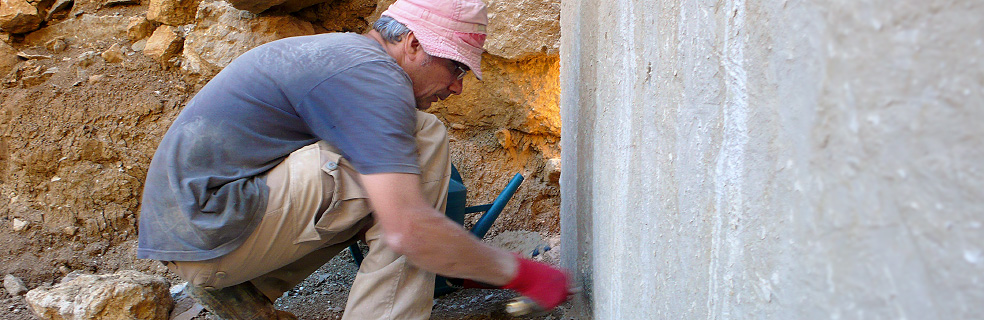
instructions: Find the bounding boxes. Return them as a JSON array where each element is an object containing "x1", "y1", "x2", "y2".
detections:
[
  {"x1": 44, "y1": 37, "x2": 67, "y2": 52},
  {"x1": 103, "y1": 0, "x2": 140, "y2": 7},
  {"x1": 292, "y1": 0, "x2": 375, "y2": 32},
  {"x1": 484, "y1": 0, "x2": 560, "y2": 59},
  {"x1": 222, "y1": 0, "x2": 287, "y2": 14},
  {"x1": 12, "y1": 218, "x2": 29, "y2": 231},
  {"x1": 76, "y1": 50, "x2": 99, "y2": 67},
  {"x1": 57, "y1": 265, "x2": 71, "y2": 274},
  {"x1": 131, "y1": 38, "x2": 147, "y2": 51},
  {"x1": 147, "y1": 0, "x2": 201, "y2": 26},
  {"x1": 16, "y1": 50, "x2": 52, "y2": 60},
  {"x1": 62, "y1": 226, "x2": 77, "y2": 236},
  {"x1": 46, "y1": 0, "x2": 74, "y2": 20},
  {"x1": 0, "y1": 0, "x2": 42, "y2": 34},
  {"x1": 430, "y1": 55, "x2": 561, "y2": 136},
  {"x1": 167, "y1": 282, "x2": 205, "y2": 319},
  {"x1": 275, "y1": 0, "x2": 331, "y2": 14},
  {"x1": 367, "y1": 0, "x2": 395, "y2": 23},
  {"x1": 181, "y1": 0, "x2": 315, "y2": 76},
  {"x1": 101, "y1": 43, "x2": 123, "y2": 63},
  {"x1": 0, "y1": 40, "x2": 20, "y2": 76},
  {"x1": 544, "y1": 157, "x2": 560, "y2": 183},
  {"x1": 61, "y1": 271, "x2": 85, "y2": 283},
  {"x1": 126, "y1": 16, "x2": 156, "y2": 41},
  {"x1": 25, "y1": 270, "x2": 173, "y2": 320},
  {"x1": 4, "y1": 274, "x2": 28, "y2": 296},
  {"x1": 24, "y1": 14, "x2": 128, "y2": 46},
  {"x1": 5, "y1": 60, "x2": 53, "y2": 87},
  {"x1": 87, "y1": 74, "x2": 106, "y2": 84},
  {"x1": 143, "y1": 25, "x2": 183, "y2": 62}
]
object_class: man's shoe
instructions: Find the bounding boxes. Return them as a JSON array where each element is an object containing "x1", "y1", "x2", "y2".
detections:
[{"x1": 185, "y1": 281, "x2": 295, "y2": 320}]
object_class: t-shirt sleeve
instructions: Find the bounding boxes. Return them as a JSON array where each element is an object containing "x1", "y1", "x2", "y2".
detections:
[{"x1": 294, "y1": 60, "x2": 420, "y2": 175}]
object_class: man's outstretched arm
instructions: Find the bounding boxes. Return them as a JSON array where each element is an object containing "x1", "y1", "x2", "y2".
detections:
[
  {"x1": 360, "y1": 172, "x2": 517, "y2": 285},
  {"x1": 360, "y1": 172, "x2": 570, "y2": 309}
]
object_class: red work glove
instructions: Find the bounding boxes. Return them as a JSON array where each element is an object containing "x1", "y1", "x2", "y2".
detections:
[{"x1": 501, "y1": 254, "x2": 571, "y2": 310}]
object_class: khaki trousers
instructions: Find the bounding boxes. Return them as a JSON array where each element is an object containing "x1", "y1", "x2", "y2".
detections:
[{"x1": 168, "y1": 111, "x2": 451, "y2": 320}]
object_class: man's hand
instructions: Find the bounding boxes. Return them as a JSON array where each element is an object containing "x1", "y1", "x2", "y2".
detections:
[
  {"x1": 502, "y1": 254, "x2": 571, "y2": 311},
  {"x1": 360, "y1": 172, "x2": 570, "y2": 309}
]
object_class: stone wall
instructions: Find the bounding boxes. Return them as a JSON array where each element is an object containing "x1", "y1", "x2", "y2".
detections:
[{"x1": 561, "y1": 0, "x2": 984, "y2": 318}]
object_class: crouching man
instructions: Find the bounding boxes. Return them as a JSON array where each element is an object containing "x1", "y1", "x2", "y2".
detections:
[{"x1": 135, "y1": 0, "x2": 570, "y2": 318}]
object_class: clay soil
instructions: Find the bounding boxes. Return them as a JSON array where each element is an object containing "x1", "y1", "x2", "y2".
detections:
[{"x1": 0, "y1": 1, "x2": 565, "y2": 319}]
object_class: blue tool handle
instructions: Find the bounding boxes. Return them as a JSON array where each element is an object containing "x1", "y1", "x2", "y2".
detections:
[
  {"x1": 348, "y1": 243, "x2": 365, "y2": 266},
  {"x1": 469, "y1": 173, "x2": 524, "y2": 238},
  {"x1": 464, "y1": 204, "x2": 492, "y2": 214}
]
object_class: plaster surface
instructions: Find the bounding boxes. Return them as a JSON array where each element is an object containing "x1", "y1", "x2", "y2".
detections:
[{"x1": 560, "y1": 0, "x2": 984, "y2": 318}]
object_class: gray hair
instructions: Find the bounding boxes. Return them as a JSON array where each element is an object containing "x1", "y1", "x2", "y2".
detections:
[{"x1": 373, "y1": 16, "x2": 412, "y2": 43}]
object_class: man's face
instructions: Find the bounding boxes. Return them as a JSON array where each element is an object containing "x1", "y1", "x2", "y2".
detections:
[{"x1": 407, "y1": 55, "x2": 468, "y2": 110}]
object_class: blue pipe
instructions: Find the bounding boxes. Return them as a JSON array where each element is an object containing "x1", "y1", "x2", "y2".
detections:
[{"x1": 469, "y1": 173, "x2": 524, "y2": 238}]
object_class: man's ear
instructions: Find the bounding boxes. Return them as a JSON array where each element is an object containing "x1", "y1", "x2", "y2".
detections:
[{"x1": 403, "y1": 32, "x2": 424, "y2": 62}]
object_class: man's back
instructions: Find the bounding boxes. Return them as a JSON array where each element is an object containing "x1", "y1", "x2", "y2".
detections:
[{"x1": 137, "y1": 33, "x2": 420, "y2": 262}]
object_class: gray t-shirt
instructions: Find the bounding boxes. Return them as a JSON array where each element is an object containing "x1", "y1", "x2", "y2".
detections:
[{"x1": 137, "y1": 33, "x2": 420, "y2": 261}]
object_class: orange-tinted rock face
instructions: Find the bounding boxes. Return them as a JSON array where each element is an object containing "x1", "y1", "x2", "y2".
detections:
[
  {"x1": 0, "y1": 0, "x2": 42, "y2": 34},
  {"x1": 428, "y1": 53, "x2": 562, "y2": 234}
]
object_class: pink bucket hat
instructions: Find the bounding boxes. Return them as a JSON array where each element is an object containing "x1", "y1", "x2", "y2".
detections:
[{"x1": 381, "y1": 0, "x2": 488, "y2": 79}]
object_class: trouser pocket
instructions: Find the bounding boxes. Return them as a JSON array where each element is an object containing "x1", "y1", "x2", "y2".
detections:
[
  {"x1": 290, "y1": 142, "x2": 371, "y2": 244},
  {"x1": 314, "y1": 145, "x2": 371, "y2": 235}
]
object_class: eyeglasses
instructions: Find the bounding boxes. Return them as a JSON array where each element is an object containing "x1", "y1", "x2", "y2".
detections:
[{"x1": 450, "y1": 60, "x2": 469, "y2": 80}]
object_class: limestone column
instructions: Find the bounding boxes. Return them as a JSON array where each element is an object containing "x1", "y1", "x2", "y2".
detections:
[{"x1": 561, "y1": 0, "x2": 984, "y2": 318}]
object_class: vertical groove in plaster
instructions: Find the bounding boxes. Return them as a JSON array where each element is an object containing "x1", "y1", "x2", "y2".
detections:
[
  {"x1": 593, "y1": 1, "x2": 621, "y2": 317},
  {"x1": 712, "y1": 0, "x2": 748, "y2": 318},
  {"x1": 609, "y1": 0, "x2": 636, "y2": 318},
  {"x1": 627, "y1": 0, "x2": 659, "y2": 317},
  {"x1": 696, "y1": 2, "x2": 718, "y2": 318},
  {"x1": 674, "y1": 2, "x2": 717, "y2": 317}
]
